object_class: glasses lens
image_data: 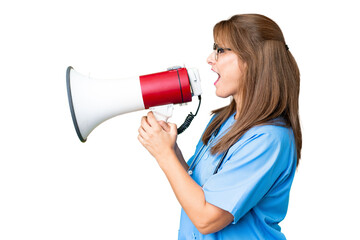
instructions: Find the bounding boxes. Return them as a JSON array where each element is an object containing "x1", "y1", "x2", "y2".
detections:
[{"x1": 213, "y1": 43, "x2": 218, "y2": 61}]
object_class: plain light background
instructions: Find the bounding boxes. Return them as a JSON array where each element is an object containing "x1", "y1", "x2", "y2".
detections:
[{"x1": 1, "y1": 0, "x2": 359, "y2": 239}]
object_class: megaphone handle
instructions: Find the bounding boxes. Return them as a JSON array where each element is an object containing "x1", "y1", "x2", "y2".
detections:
[{"x1": 150, "y1": 104, "x2": 174, "y2": 122}]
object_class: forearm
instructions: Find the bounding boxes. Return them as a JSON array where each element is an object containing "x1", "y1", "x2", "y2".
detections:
[
  {"x1": 158, "y1": 151, "x2": 213, "y2": 232},
  {"x1": 174, "y1": 143, "x2": 189, "y2": 171}
]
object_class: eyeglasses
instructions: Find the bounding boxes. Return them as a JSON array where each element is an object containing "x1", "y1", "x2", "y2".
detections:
[{"x1": 213, "y1": 43, "x2": 232, "y2": 61}]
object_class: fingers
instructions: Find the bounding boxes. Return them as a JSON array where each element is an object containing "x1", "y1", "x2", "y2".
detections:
[
  {"x1": 140, "y1": 115, "x2": 152, "y2": 133},
  {"x1": 159, "y1": 121, "x2": 170, "y2": 132},
  {"x1": 138, "y1": 124, "x2": 146, "y2": 137},
  {"x1": 146, "y1": 112, "x2": 161, "y2": 129},
  {"x1": 145, "y1": 112, "x2": 164, "y2": 134},
  {"x1": 137, "y1": 134, "x2": 145, "y2": 145},
  {"x1": 138, "y1": 113, "x2": 177, "y2": 159},
  {"x1": 169, "y1": 123, "x2": 178, "y2": 135},
  {"x1": 138, "y1": 112, "x2": 161, "y2": 141},
  {"x1": 138, "y1": 112, "x2": 170, "y2": 142}
]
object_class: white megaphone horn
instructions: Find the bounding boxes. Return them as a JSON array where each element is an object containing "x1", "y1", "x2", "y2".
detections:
[{"x1": 66, "y1": 66, "x2": 202, "y2": 142}]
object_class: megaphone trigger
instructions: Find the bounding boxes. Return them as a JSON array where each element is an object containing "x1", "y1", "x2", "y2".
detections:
[{"x1": 149, "y1": 104, "x2": 174, "y2": 122}]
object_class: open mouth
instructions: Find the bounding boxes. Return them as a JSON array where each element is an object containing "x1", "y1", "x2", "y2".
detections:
[{"x1": 212, "y1": 69, "x2": 220, "y2": 86}]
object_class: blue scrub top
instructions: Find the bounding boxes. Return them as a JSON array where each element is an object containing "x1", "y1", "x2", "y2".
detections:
[{"x1": 178, "y1": 113, "x2": 297, "y2": 240}]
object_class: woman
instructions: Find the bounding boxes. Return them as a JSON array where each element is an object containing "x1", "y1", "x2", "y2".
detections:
[{"x1": 138, "y1": 14, "x2": 301, "y2": 240}]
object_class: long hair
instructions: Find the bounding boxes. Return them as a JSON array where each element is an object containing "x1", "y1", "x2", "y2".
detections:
[{"x1": 202, "y1": 14, "x2": 302, "y2": 166}]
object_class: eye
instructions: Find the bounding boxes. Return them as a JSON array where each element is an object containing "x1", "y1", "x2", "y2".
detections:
[{"x1": 217, "y1": 48, "x2": 225, "y2": 54}]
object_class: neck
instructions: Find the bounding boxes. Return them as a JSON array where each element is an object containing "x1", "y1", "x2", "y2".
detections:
[
  {"x1": 233, "y1": 96, "x2": 242, "y2": 120},
  {"x1": 234, "y1": 113, "x2": 239, "y2": 120}
]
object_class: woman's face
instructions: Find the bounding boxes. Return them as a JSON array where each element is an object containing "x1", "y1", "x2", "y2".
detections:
[{"x1": 207, "y1": 42, "x2": 245, "y2": 102}]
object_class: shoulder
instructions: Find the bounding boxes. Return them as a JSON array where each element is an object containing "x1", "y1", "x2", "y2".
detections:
[
  {"x1": 245, "y1": 124, "x2": 294, "y2": 145},
  {"x1": 229, "y1": 124, "x2": 296, "y2": 169}
]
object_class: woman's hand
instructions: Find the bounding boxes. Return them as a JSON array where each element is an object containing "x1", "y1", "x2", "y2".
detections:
[{"x1": 138, "y1": 111, "x2": 178, "y2": 165}]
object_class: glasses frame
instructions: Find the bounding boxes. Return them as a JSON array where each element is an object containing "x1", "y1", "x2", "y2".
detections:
[{"x1": 213, "y1": 43, "x2": 232, "y2": 61}]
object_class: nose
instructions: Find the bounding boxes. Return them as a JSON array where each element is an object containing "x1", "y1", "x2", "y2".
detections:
[{"x1": 207, "y1": 51, "x2": 216, "y2": 66}]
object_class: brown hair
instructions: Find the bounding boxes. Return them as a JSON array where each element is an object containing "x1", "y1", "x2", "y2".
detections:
[{"x1": 202, "y1": 14, "x2": 302, "y2": 166}]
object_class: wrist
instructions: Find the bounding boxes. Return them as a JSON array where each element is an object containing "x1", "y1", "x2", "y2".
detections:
[{"x1": 157, "y1": 149, "x2": 178, "y2": 171}]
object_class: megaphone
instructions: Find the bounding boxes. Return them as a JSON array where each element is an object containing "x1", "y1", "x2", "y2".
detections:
[{"x1": 66, "y1": 66, "x2": 202, "y2": 142}]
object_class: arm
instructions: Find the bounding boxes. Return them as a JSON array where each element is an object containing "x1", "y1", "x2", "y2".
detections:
[
  {"x1": 174, "y1": 142, "x2": 189, "y2": 171},
  {"x1": 138, "y1": 112, "x2": 233, "y2": 234},
  {"x1": 160, "y1": 151, "x2": 233, "y2": 234}
]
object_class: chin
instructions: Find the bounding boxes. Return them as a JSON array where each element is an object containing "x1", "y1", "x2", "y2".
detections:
[{"x1": 215, "y1": 90, "x2": 230, "y2": 99}]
